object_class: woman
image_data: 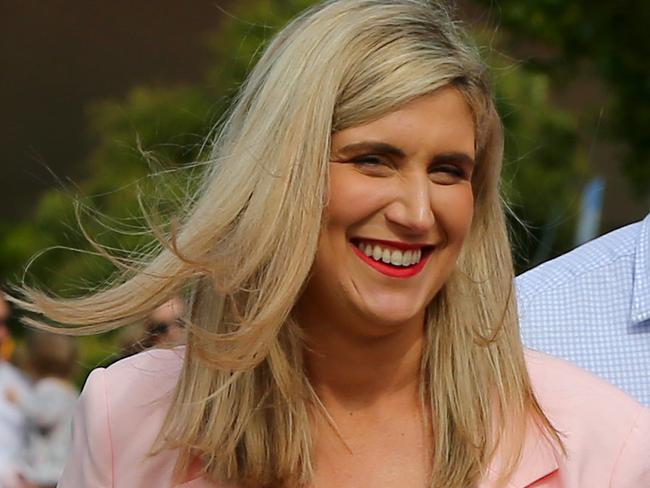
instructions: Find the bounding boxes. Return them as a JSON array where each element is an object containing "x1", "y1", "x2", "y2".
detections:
[{"x1": 11, "y1": 1, "x2": 649, "y2": 487}]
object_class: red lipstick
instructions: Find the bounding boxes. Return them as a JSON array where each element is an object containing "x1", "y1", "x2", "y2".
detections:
[{"x1": 351, "y1": 241, "x2": 431, "y2": 279}]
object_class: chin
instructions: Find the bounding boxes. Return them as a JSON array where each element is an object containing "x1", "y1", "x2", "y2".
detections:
[{"x1": 355, "y1": 294, "x2": 429, "y2": 332}]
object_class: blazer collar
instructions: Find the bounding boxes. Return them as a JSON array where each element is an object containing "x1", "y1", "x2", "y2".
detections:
[
  {"x1": 480, "y1": 421, "x2": 559, "y2": 488},
  {"x1": 631, "y1": 213, "x2": 650, "y2": 325}
]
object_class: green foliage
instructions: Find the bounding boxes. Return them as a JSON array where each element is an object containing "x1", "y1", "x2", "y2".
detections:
[
  {"x1": 474, "y1": 0, "x2": 650, "y2": 195},
  {"x1": 206, "y1": 0, "x2": 316, "y2": 92},
  {"x1": 1, "y1": 86, "x2": 215, "y2": 294},
  {"x1": 491, "y1": 60, "x2": 585, "y2": 267}
]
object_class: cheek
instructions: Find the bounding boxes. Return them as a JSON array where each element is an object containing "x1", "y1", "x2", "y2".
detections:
[
  {"x1": 436, "y1": 185, "x2": 475, "y2": 243},
  {"x1": 325, "y1": 167, "x2": 387, "y2": 229}
]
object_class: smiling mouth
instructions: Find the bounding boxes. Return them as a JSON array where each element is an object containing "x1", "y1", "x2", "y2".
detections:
[{"x1": 350, "y1": 239, "x2": 434, "y2": 278}]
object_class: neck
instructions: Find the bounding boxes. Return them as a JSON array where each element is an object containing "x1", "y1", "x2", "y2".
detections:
[{"x1": 301, "y1": 313, "x2": 425, "y2": 411}]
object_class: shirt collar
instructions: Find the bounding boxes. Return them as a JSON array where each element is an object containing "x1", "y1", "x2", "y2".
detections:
[{"x1": 631, "y1": 213, "x2": 650, "y2": 325}]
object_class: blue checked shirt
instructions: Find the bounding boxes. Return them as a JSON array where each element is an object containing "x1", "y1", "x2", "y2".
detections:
[{"x1": 516, "y1": 213, "x2": 650, "y2": 406}]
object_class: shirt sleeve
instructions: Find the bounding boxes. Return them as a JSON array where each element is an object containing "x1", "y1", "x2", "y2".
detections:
[
  {"x1": 57, "y1": 368, "x2": 113, "y2": 488},
  {"x1": 609, "y1": 406, "x2": 650, "y2": 487}
]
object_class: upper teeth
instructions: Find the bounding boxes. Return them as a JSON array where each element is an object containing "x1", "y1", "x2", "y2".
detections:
[{"x1": 358, "y1": 242, "x2": 422, "y2": 267}]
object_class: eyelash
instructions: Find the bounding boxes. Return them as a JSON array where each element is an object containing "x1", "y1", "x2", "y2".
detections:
[
  {"x1": 351, "y1": 156, "x2": 467, "y2": 179},
  {"x1": 436, "y1": 164, "x2": 467, "y2": 178},
  {"x1": 351, "y1": 155, "x2": 385, "y2": 165}
]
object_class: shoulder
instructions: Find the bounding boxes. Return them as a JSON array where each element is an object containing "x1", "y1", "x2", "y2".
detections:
[
  {"x1": 83, "y1": 347, "x2": 184, "y2": 428},
  {"x1": 524, "y1": 349, "x2": 650, "y2": 484},
  {"x1": 58, "y1": 347, "x2": 186, "y2": 488},
  {"x1": 102, "y1": 346, "x2": 185, "y2": 399},
  {"x1": 516, "y1": 220, "x2": 642, "y2": 302},
  {"x1": 525, "y1": 348, "x2": 642, "y2": 416},
  {"x1": 96, "y1": 346, "x2": 185, "y2": 443}
]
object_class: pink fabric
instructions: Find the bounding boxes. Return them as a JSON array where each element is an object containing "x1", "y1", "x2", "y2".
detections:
[{"x1": 58, "y1": 348, "x2": 650, "y2": 488}]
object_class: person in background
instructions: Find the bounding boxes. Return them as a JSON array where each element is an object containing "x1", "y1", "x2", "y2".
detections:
[
  {"x1": 0, "y1": 300, "x2": 16, "y2": 363},
  {"x1": 0, "y1": 294, "x2": 29, "y2": 488},
  {"x1": 142, "y1": 297, "x2": 185, "y2": 349},
  {"x1": 4, "y1": 331, "x2": 78, "y2": 488},
  {"x1": 517, "y1": 213, "x2": 650, "y2": 406},
  {"x1": 112, "y1": 297, "x2": 185, "y2": 362}
]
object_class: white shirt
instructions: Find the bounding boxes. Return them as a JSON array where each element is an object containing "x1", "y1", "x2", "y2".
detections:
[
  {"x1": 0, "y1": 361, "x2": 29, "y2": 485},
  {"x1": 16, "y1": 378, "x2": 78, "y2": 485}
]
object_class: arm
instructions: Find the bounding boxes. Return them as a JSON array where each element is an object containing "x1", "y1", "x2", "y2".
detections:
[
  {"x1": 609, "y1": 406, "x2": 650, "y2": 487},
  {"x1": 57, "y1": 369, "x2": 113, "y2": 488}
]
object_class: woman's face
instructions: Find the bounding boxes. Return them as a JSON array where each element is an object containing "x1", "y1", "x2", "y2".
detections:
[{"x1": 302, "y1": 86, "x2": 476, "y2": 334}]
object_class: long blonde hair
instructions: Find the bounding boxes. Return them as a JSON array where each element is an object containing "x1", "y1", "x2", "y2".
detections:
[{"x1": 12, "y1": 1, "x2": 561, "y2": 486}]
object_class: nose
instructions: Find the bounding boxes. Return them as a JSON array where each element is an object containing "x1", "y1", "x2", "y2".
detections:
[{"x1": 384, "y1": 173, "x2": 435, "y2": 235}]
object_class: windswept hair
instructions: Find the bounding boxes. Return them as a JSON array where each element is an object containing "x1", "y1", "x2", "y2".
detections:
[{"x1": 11, "y1": 1, "x2": 561, "y2": 486}]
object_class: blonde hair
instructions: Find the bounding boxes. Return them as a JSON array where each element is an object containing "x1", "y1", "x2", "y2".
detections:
[{"x1": 12, "y1": 1, "x2": 561, "y2": 486}]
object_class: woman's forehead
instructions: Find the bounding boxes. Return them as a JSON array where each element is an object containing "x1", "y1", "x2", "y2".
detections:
[{"x1": 331, "y1": 88, "x2": 476, "y2": 158}]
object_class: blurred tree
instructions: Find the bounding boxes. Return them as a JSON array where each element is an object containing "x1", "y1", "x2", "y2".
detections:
[
  {"x1": 1, "y1": 0, "x2": 586, "y2": 372},
  {"x1": 492, "y1": 59, "x2": 586, "y2": 268},
  {"x1": 0, "y1": 86, "x2": 214, "y2": 293},
  {"x1": 474, "y1": 0, "x2": 650, "y2": 195},
  {"x1": 0, "y1": 86, "x2": 216, "y2": 375}
]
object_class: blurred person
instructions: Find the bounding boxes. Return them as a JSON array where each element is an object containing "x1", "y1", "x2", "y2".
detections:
[
  {"x1": 0, "y1": 294, "x2": 29, "y2": 488},
  {"x1": 111, "y1": 297, "x2": 185, "y2": 363},
  {"x1": 0, "y1": 312, "x2": 16, "y2": 363},
  {"x1": 142, "y1": 297, "x2": 185, "y2": 349},
  {"x1": 3, "y1": 331, "x2": 78, "y2": 488},
  {"x1": 517, "y1": 213, "x2": 650, "y2": 406},
  {"x1": 110, "y1": 323, "x2": 148, "y2": 361},
  {"x1": 8, "y1": 1, "x2": 650, "y2": 486}
]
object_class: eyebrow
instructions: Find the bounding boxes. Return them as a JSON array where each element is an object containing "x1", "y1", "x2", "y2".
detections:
[
  {"x1": 335, "y1": 141, "x2": 475, "y2": 166},
  {"x1": 432, "y1": 152, "x2": 476, "y2": 167},
  {"x1": 336, "y1": 141, "x2": 406, "y2": 158}
]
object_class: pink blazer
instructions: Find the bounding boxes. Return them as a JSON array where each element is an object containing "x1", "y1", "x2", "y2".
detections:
[{"x1": 58, "y1": 348, "x2": 650, "y2": 487}]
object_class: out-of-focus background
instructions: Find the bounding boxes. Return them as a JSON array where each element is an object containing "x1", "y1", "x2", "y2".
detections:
[{"x1": 1, "y1": 0, "x2": 649, "y2": 376}]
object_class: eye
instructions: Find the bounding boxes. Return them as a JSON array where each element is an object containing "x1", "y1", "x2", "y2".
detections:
[
  {"x1": 351, "y1": 154, "x2": 386, "y2": 166},
  {"x1": 349, "y1": 154, "x2": 394, "y2": 175},
  {"x1": 429, "y1": 164, "x2": 469, "y2": 184}
]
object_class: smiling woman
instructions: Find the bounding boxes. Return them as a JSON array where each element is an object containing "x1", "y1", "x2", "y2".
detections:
[
  {"x1": 7, "y1": 1, "x2": 650, "y2": 487},
  {"x1": 300, "y1": 88, "x2": 476, "y2": 334}
]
